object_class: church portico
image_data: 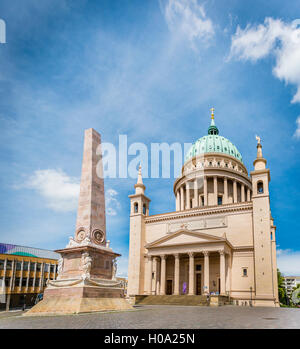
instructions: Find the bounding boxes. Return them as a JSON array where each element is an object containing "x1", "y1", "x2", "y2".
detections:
[{"x1": 145, "y1": 244, "x2": 231, "y2": 297}]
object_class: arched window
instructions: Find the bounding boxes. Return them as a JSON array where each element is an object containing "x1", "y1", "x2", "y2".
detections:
[
  {"x1": 257, "y1": 181, "x2": 264, "y2": 194},
  {"x1": 143, "y1": 204, "x2": 146, "y2": 215},
  {"x1": 134, "y1": 202, "x2": 138, "y2": 213}
]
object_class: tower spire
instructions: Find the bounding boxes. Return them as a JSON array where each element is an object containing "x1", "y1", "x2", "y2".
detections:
[
  {"x1": 134, "y1": 163, "x2": 145, "y2": 195},
  {"x1": 208, "y1": 107, "x2": 219, "y2": 135}
]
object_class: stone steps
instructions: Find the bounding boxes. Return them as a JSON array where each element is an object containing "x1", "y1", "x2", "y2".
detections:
[{"x1": 135, "y1": 295, "x2": 209, "y2": 306}]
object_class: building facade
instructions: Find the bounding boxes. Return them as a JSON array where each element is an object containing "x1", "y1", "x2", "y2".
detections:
[
  {"x1": 128, "y1": 112, "x2": 279, "y2": 307},
  {"x1": 283, "y1": 276, "x2": 300, "y2": 298},
  {"x1": 0, "y1": 243, "x2": 60, "y2": 310}
]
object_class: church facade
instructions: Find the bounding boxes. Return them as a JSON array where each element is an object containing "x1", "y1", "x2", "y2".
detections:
[{"x1": 127, "y1": 111, "x2": 279, "y2": 307}]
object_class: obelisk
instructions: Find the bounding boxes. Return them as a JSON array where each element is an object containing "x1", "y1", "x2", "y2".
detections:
[
  {"x1": 75, "y1": 128, "x2": 106, "y2": 245},
  {"x1": 25, "y1": 129, "x2": 132, "y2": 315}
]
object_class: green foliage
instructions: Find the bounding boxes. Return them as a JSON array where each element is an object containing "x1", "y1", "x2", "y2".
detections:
[{"x1": 277, "y1": 269, "x2": 288, "y2": 305}]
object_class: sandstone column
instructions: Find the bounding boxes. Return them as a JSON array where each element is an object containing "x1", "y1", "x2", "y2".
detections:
[
  {"x1": 219, "y1": 250, "x2": 226, "y2": 295},
  {"x1": 146, "y1": 256, "x2": 153, "y2": 295},
  {"x1": 233, "y1": 180, "x2": 237, "y2": 203},
  {"x1": 204, "y1": 176, "x2": 208, "y2": 206},
  {"x1": 188, "y1": 252, "x2": 195, "y2": 295},
  {"x1": 213, "y1": 176, "x2": 218, "y2": 205},
  {"x1": 186, "y1": 182, "x2": 190, "y2": 209},
  {"x1": 75, "y1": 128, "x2": 106, "y2": 243},
  {"x1": 176, "y1": 192, "x2": 180, "y2": 211},
  {"x1": 247, "y1": 188, "x2": 251, "y2": 202},
  {"x1": 241, "y1": 184, "x2": 245, "y2": 202},
  {"x1": 224, "y1": 177, "x2": 228, "y2": 204},
  {"x1": 180, "y1": 186, "x2": 184, "y2": 211},
  {"x1": 174, "y1": 254, "x2": 180, "y2": 295},
  {"x1": 204, "y1": 251, "x2": 210, "y2": 294},
  {"x1": 194, "y1": 179, "x2": 198, "y2": 208},
  {"x1": 160, "y1": 255, "x2": 166, "y2": 295}
]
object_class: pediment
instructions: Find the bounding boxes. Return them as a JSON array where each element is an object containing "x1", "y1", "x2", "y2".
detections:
[{"x1": 145, "y1": 229, "x2": 226, "y2": 249}]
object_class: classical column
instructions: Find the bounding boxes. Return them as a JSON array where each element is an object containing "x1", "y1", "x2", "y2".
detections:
[
  {"x1": 186, "y1": 182, "x2": 190, "y2": 209},
  {"x1": 2, "y1": 259, "x2": 7, "y2": 296},
  {"x1": 204, "y1": 176, "x2": 208, "y2": 206},
  {"x1": 146, "y1": 256, "x2": 153, "y2": 295},
  {"x1": 180, "y1": 186, "x2": 184, "y2": 211},
  {"x1": 160, "y1": 255, "x2": 166, "y2": 295},
  {"x1": 25, "y1": 261, "x2": 30, "y2": 292},
  {"x1": 176, "y1": 191, "x2": 180, "y2": 211},
  {"x1": 203, "y1": 251, "x2": 210, "y2": 294},
  {"x1": 9, "y1": 260, "x2": 15, "y2": 291},
  {"x1": 32, "y1": 262, "x2": 37, "y2": 291},
  {"x1": 219, "y1": 250, "x2": 226, "y2": 295},
  {"x1": 223, "y1": 177, "x2": 228, "y2": 204},
  {"x1": 154, "y1": 257, "x2": 160, "y2": 295},
  {"x1": 233, "y1": 180, "x2": 237, "y2": 203},
  {"x1": 241, "y1": 184, "x2": 245, "y2": 202},
  {"x1": 174, "y1": 254, "x2": 180, "y2": 295},
  {"x1": 188, "y1": 252, "x2": 195, "y2": 295},
  {"x1": 19, "y1": 259, "x2": 24, "y2": 291},
  {"x1": 39, "y1": 262, "x2": 44, "y2": 291},
  {"x1": 213, "y1": 176, "x2": 218, "y2": 205},
  {"x1": 194, "y1": 179, "x2": 198, "y2": 208},
  {"x1": 247, "y1": 188, "x2": 251, "y2": 202}
]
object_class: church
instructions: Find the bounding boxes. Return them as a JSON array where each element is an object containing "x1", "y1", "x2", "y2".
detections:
[{"x1": 127, "y1": 109, "x2": 279, "y2": 307}]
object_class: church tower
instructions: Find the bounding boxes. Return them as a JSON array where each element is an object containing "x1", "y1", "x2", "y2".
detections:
[
  {"x1": 251, "y1": 137, "x2": 278, "y2": 306},
  {"x1": 127, "y1": 165, "x2": 151, "y2": 296}
]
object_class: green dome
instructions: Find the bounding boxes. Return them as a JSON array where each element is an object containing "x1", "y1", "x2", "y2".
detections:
[{"x1": 185, "y1": 118, "x2": 243, "y2": 163}]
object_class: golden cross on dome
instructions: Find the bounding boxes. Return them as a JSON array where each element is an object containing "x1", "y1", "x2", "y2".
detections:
[{"x1": 210, "y1": 107, "x2": 215, "y2": 119}]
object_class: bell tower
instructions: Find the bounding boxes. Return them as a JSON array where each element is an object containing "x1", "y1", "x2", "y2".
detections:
[
  {"x1": 251, "y1": 136, "x2": 278, "y2": 306},
  {"x1": 127, "y1": 165, "x2": 150, "y2": 296}
]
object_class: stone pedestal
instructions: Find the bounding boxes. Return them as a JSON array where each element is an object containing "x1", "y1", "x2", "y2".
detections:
[{"x1": 25, "y1": 242, "x2": 132, "y2": 315}]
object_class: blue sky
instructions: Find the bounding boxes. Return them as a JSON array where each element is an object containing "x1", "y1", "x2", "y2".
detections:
[{"x1": 0, "y1": 0, "x2": 300, "y2": 276}]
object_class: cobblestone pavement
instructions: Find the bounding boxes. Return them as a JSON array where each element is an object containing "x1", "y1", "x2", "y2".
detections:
[{"x1": 0, "y1": 305, "x2": 299, "y2": 329}]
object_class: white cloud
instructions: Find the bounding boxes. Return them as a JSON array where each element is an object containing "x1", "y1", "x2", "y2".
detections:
[
  {"x1": 277, "y1": 249, "x2": 300, "y2": 276},
  {"x1": 20, "y1": 169, "x2": 80, "y2": 212},
  {"x1": 294, "y1": 116, "x2": 300, "y2": 138},
  {"x1": 18, "y1": 169, "x2": 121, "y2": 216},
  {"x1": 105, "y1": 188, "x2": 121, "y2": 216},
  {"x1": 162, "y1": 0, "x2": 214, "y2": 48},
  {"x1": 230, "y1": 18, "x2": 300, "y2": 103}
]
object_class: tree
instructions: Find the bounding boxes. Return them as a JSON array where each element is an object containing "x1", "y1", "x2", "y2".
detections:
[{"x1": 277, "y1": 269, "x2": 288, "y2": 305}]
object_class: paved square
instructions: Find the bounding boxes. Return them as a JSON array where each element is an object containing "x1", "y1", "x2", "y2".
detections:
[{"x1": 0, "y1": 305, "x2": 299, "y2": 329}]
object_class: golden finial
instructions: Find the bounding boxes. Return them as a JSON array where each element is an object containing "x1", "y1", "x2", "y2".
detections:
[{"x1": 210, "y1": 107, "x2": 215, "y2": 119}]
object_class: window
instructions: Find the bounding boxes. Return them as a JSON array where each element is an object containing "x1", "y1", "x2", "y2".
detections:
[
  {"x1": 23, "y1": 261, "x2": 29, "y2": 270},
  {"x1": 143, "y1": 204, "x2": 146, "y2": 215},
  {"x1": 16, "y1": 261, "x2": 22, "y2": 271},
  {"x1": 22, "y1": 278, "x2": 27, "y2": 287},
  {"x1": 50, "y1": 265, "x2": 55, "y2": 273},
  {"x1": 15, "y1": 277, "x2": 20, "y2": 287},
  {"x1": 6, "y1": 260, "x2": 12, "y2": 270},
  {"x1": 242, "y1": 268, "x2": 248, "y2": 277},
  {"x1": 201, "y1": 196, "x2": 204, "y2": 206},
  {"x1": 218, "y1": 196, "x2": 223, "y2": 205},
  {"x1": 257, "y1": 181, "x2": 264, "y2": 194},
  {"x1": 29, "y1": 278, "x2": 34, "y2": 287},
  {"x1": 36, "y1": 263, "x2": 41, "y2": 272},
  {"x1": 30, "y1": 263, "x2": 35, "y2": 271},
  {"x1": 5, "y1": 277, "x2": 10, "y2": 287},
  {"x1": 35, "y1": 278, "x2": 40, "y2": 287},
  {"x1": 196, "y1": 265, "x2": 202, "y2": 271},
  {"x1": 0, "y1": 260, "x2": 4, "y2": 270},
  {"x1": 134, "y1": 202, "x2": 138, "y2": 213},
  {"x1": 44, "y1": 264, "x2": 49, "y2": 273}
]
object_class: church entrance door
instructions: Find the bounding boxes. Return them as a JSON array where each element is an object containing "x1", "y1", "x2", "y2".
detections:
[
  {"x1": 166, "y1": 280, "x2": 173, "y2": 295},
  {"x1": 196, "y1": 274, "x2": 202, "y2": 295}
]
